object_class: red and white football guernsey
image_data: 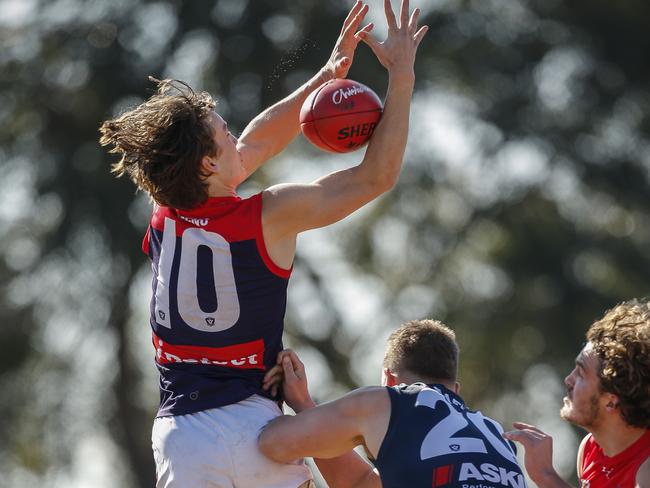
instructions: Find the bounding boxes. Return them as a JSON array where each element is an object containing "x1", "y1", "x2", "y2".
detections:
[
  {"x1": 580, "y1": 430, "x2": 650, "y2": 488},
  {"x1": 142, "y1": 192, "x2": 291, "y2": 417}
]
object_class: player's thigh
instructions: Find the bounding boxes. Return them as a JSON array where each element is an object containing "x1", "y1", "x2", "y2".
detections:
[
  {"x1": 152, "y1": 414, "x2": 233, "y2": 488},
  {"x1": 221, "y1": 395, "x2": 313, "y2": 488}
]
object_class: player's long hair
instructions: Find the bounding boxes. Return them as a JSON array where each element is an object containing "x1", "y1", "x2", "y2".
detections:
[
  {"x1": 99, "y1": 78, "x2": 217, "y2": 210},
  {"x1": 588, "y1": 298, "x2": 650, "y2": 428}
]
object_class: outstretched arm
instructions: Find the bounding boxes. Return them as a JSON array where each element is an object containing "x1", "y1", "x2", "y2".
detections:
[
  {"x1": 237, "y1": 1, "x2": 373, "y2": 176},
  {"x1": 262, "y1": 0, "x2": 428, "y2": 243},
  {"x1": 503, "y1": 422, "x2": 574, "y2": 488}
]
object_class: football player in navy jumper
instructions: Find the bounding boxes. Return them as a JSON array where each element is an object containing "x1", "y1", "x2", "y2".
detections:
[
  {"x1": 99, "y1": 1, "x2": 427, "y2": 486},
  {"x1": 260, "y1": 319, "x2": 527, "y2": 488}
]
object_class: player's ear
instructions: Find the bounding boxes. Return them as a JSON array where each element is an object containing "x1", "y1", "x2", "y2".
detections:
[
  {"x1": 604, "y1": 393, "x2": 619, "y2": 412},
  {"x1": 201, "y1": 154, "x2": 219, "y2": 174},
  {"x1": 382, "y1": 368, "x2": 397, "y2": 387},
  {"x1": 453, "y1": 381, "x2": 460, "y2": 394}
]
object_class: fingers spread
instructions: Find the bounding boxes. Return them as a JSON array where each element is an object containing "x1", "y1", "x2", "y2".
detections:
[
  {"x1": 413, "y1": 25, "x2": 428, "y2": 46},
  {"x1": 359, "y1": 30, "x2": 380, "y2": 52},
  {"x1": 399, "y1": 0, "x2": 410, "y2": 28},
  {"x1": 384, "y1": 0, "x2": 398, "y2": 30},
  {"x1": 356, "y1": 22, "x2": 374, "y2": 35},
  {"x1": 342, "y1": 0, "x2": 363, "y2": 31},
  {"x1": 408, "y1": 7, "x2": 420, "y2": 32},
  {"x1": 343, "y1": 3, "x2": 368, "y2": 37}
]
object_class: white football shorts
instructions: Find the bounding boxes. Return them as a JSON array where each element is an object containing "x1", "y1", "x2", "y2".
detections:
[{"x1": 152, "y1": 394, "x2": 313, "y2": 488}]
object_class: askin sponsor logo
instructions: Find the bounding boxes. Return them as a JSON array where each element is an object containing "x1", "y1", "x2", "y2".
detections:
[
  {"x1": 179, "y1": 215, "x2": 209, "y2": 227},
  {"x1": 456, "y1": 462, "x2": 526, "y2": 488},
  {"x1": 331, "y1": 84, "x2": 368, "y2": 105}
]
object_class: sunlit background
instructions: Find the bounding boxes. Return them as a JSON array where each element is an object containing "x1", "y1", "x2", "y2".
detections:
[{"x1": 2, "y1": 0, "x2": 650, "y2": 486}]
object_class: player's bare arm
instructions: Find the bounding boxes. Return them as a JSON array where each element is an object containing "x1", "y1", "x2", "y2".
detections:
[
  {"x1": 261, "y1": 0, "x2": 428, "y2": 268},
  {"x1": 260, "y1": 349, "x2": 389, "y2": 461},
  {"x1": 259, "y1": 386, "x2": 385, "y2": 459},
  {"x1": 262, "y1": 350, "x2": 383, "y2": 488},
  {"x1": 503, "y1": 422, "x2": 574, "y2": 488},
  {"x1": 236, "y1": 1, "x2": 372, "y2": 176}
]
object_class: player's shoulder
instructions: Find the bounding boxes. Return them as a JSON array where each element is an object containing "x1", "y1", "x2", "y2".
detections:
[
  {"x1": 579, "y1": 432, "x2": 595, "y2": 453},
  {"x1": 346, "y1": 385, "x2": 389, "y2": 403},
  {"x1": 337, "y1": 386, "x2": 390, "y2": 417},
  {"x1": 578, "y1": 433, "x2": 592, "y2": 451},
  {"x1": 576, "y1": 433, "x2": 592, "y2": 477},
  {"x1": 637, "y1": 455, "x2": 650, "y2": 488},
  {"x1": 261, "y1": 183, "x2": 312, "y2": 211}
]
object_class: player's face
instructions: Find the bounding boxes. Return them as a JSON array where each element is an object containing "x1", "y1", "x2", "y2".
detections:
[
  {"x1": 560, "y1": 343, "x2": 604, "y2": 428},
  {"x1": 206, "y1": 112, "x2": 246, "y2": 188}
]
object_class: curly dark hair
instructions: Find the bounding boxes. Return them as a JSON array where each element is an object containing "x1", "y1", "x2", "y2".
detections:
[
  {"x1": 384, "y1": 319, "x2": 459, "y2": 383},
  {"x1": 99, "y1": 78, "x2": 218, "y2": 210},
  {"x1": 587, "y1": 299, "x2": 650, "y2": 428}
]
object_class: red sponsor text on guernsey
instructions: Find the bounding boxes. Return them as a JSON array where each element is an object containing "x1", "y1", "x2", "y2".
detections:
[{"x1": 153, "y1": 332, "x2": 264, "y2": 370}]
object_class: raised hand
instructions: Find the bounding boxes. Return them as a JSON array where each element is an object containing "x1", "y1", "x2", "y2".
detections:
[
  {"x1": 324, "y1": 1, "x2": 374, "y2": 79},
  {"x1": 357, "y1": 0, "x2": 428, "y2": 78},
  {"x1": 503, "y1": 422, "x2": 568, "y2": 486}
]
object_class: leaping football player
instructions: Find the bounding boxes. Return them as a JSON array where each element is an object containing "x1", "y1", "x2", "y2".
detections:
[{"x1": 99, "y1": 0, "x2": 427, "y2": 486}]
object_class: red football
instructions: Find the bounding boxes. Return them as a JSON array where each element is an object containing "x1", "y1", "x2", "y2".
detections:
[{"x1": 300, "y1": 78, "x2": 383, "y2": 153}]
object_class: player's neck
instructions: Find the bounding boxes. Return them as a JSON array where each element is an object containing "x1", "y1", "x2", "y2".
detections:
[
  {"x1": 590, "y1": 420, "x2": 647, "y2": 457},
  {"x1": 397, "y1": 372, "x2": 457, "y2": 393},
  {"x1": 206, "y1": 176, "x2": 238, "y2": 198}
]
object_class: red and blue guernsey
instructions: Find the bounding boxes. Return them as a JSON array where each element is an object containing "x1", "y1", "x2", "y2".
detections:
[{"x1": 142, "y1": 193, "x2": 290, "y2": 417}]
